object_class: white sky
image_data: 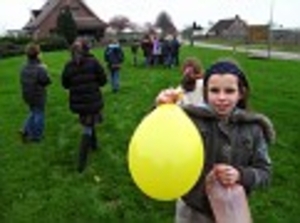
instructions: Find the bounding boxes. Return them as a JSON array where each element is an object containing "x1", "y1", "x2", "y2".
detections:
[{"x1": 0, "y1": 0, "x2": 300, "y2": 34}]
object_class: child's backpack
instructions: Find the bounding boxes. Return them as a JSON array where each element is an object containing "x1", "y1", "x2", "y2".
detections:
[{"x1": 105, "y1": 46, "x2": 124, "y2": 65}]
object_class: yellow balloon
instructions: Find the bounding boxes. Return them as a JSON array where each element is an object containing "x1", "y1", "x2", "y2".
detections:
[{"x1": 128, "y1": 104, "x2": 204, "y2": 201}]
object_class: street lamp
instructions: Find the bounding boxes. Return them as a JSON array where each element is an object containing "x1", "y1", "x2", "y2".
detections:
[{"x1": 267, "y1": 0, "x2": 275, "y2": 59}]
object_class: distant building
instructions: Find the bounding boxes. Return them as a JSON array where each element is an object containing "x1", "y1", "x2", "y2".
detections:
[
  {"x1": 272, "y1": 28, "x2": 300, "y2": 45},
  {"x1": 207, "y1": 15, "x2": 248, "y2": 40},
  {"x1": 248, "y1": 25, "x2": 300, "y2": 45},
  {"x1": 23, "y1": 0, "x2": 107, "y2": 40},
  {"x1": 190, "y1": 22, "x2": 204, "y2": 38},
  {"x1": 6, "y1": 29, "x2": 28, "y2": 37},
  {"x1": 248, "y1": 25, "x2": 269, "y2": 43}
]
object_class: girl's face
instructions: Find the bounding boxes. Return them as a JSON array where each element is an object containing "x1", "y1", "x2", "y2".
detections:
[
  {"x1": 206, "y1": 74, "x2": 242, "y2": 118},
  {"x1": 184, "y1": 65, "x2": 201, "y2": 79}
]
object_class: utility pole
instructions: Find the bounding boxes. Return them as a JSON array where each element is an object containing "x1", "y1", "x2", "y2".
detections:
[{"x1": 267, "y1": 0, "x2": 275, "y2": 59}]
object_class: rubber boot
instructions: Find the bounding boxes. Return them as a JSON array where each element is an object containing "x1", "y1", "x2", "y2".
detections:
[
  {"x1": 91, "y1": 128, "x2": 98, "y2": 151},
  {"x1": 77, "y1": 134, "x2": 91, "y2": 173}
]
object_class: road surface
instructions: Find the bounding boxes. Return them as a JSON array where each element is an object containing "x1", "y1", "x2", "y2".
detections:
[{"x1": 187, "y1": 41, "x2": 300, "y2": 61}]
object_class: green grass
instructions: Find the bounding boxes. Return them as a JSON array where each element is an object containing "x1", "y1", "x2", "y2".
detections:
[{"x1": 0, "y1": 46, "x2": 299, "y2": 223}]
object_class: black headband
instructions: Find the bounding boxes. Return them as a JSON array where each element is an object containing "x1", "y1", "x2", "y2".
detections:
[{"x1": 204, "y1": 61, "x2": 249, "y2": 89}]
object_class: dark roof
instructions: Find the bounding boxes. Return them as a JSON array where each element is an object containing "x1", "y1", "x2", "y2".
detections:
[
  {"x1": 208, "y1": 15, "x2": 246, "y2": 34},
  {"x1": 24, "y1": 0, "x2": 60, "y2": 29},
  {"x1": 24, "y1": 0, "x2": 106, "y2": 30},
  {"x1": 208, "y1": 19, "x2": 235, "y2": 33}
]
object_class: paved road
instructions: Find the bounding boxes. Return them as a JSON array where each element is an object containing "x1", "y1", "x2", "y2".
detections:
[{"x1": 188, "y1": 41, "x2": 300, "y2": 61}]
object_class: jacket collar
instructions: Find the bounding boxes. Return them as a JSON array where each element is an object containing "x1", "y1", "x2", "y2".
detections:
[{"x1": 183, "y1": 104, "x2": 276, "y2": 144}]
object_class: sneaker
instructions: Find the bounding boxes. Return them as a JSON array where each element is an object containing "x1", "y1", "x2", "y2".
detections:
[
  {"x1": 29, "y1": 137, "x2": 42, "y2": 143},
  {"x1": 19, "y1": 129, "x2": 42, "y2": 143},
  {"x1": 18, "y1": 129, "x2": 29, "y2": 143}
]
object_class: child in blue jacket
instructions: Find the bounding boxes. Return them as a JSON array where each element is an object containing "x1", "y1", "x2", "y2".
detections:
[{"x1": 104, "y1": 39, "x2": 124, "y2": 93}]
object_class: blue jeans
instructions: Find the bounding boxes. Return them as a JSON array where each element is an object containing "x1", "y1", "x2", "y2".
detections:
[
  {"x1": 133, "y1": 54, "x2": 138, "y2": 66},
  {"x1": 144, "y1": 56, "x2": 151, "y2": 67},
  {"x1": 172, "y1": 54, "x2": 180, "y2": 66},
  {"x1": 23, "y1": 105, "x2": 45, "y2": 140},
  {"x1": 110, "y1": 69, "x2": 120, "y2": 91},
  {"x1": 164, "y1": 54, "x2": 173, "y2": 68}
]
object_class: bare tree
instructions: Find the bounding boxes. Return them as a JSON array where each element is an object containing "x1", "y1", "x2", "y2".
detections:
[
  {"x1": 108, "y1": 15, "x2": 130, "y2": 32},
  {"x1": 154, "y1": 11, "x2": 176, "y2": 34}
]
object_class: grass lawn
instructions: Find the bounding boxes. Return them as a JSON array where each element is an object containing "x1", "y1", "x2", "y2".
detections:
[{"x1": 0, "y1": 45, "x2": 299, "y2": 223}]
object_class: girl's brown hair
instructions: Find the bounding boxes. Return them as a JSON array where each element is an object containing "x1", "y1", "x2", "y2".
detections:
[
  {"x1": 181, "y1": 57, "x2": 203, "y2": 75},
  {"x1": 180, "y1": 57, "x2": 203, "y2": 92}
]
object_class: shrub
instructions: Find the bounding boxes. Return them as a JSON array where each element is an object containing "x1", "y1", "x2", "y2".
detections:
[
  {"x1": 35, "y1": 35, "x2": 69, "y2": 52},
  {"x1": 0, "y1": 40, "x2": 25, "y2": 58}
]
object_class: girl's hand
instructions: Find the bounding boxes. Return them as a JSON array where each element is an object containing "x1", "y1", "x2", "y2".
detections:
[
  {"x1": 214, "y1": 164, "x2": 240, "y2": 186},
  {"x1": 155, "y1": 88, "x2": 182, "y2": 105}
]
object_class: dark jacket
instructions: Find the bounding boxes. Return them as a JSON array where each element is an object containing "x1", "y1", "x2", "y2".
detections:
[
  {"x1": 141, "y1": 39, "x2": 153, "y2": 57},
  {"x1": 61, "y1": 56, "x2": 107, "y2": 115},
  {"x1": 20, "y1": 59, "x2": 51, "y2": 107},
  {"x1": 131, "y1": 41, "x2": 139, "y2": 54},
  {"x1": 181, "y1": 105, "x2": 275, "y2": 218},
  {"x1": 170, "y1": 38, "x2": 180, "y2": 55}
]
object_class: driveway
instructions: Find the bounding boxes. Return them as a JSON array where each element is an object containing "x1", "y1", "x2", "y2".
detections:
[{"x1": 188, "y1": 41, "x2": 300, "y2": 61}]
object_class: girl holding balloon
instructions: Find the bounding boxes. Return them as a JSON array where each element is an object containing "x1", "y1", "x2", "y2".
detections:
[{"x1": 156, "y1": 59, "x2": 275, "y2": 223}]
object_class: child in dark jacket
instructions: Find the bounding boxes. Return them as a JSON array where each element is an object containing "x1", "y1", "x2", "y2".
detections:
[
  {"x1": 20, "y1": 43, "x2": 51, "y2": 142},
  {"x1": 156, "y1": 59, "x2": 275, "y2": 223},
  {"x1": 104, "y1": 39, "x2": 124, "y2": 93},
  {"x1": 61, "y1": 40, "x2": 107, "y2": 172},
  {"x1": 130, "y1": 38, "x2": 140, "y2": 66}
]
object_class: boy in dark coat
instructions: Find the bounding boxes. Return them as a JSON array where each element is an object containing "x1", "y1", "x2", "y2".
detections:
[{"x1": 20, "y1": 43, "x2": 51, "y2": 142}]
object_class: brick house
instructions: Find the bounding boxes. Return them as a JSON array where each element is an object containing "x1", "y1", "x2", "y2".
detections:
[
  {"x1": 23, "y1": 0, "x2": 107, "y2": 40},
  {"x1": 248, "y1": 25, "x2": 269, "y2": 43}
]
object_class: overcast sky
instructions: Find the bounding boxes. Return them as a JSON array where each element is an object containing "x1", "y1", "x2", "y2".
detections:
[{"x1": 1, "y1": 0, "x2": 300, "y2": 34}]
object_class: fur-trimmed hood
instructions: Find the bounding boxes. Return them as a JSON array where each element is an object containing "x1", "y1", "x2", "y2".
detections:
[{"x1": 183, "y1": 104, "x2": 276, "y2": 144}]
